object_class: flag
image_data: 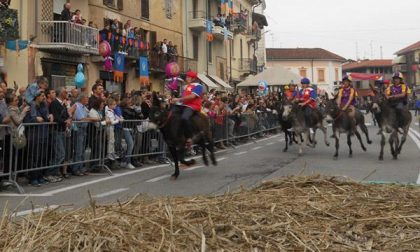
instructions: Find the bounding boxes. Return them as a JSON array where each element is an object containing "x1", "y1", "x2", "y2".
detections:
[
  {"x1": 207, "y1": 20, "x2": 214, "y2": 42},
  {"x1": 228, "y1": 0, "x2": 233, "y2": 14},
  {"x1": 139, "y1": 56, "x2": 149, "y2": 86},
  {"x1": 113, "y1": 52, "x2": 125, "y2": 83}
]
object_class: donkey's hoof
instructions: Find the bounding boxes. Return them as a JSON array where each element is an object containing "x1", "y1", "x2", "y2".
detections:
[
  {"x1": 379, "y1": 156, "x2": 384, "y2": 161},
  {"x1": 367, "y1": 140, "x2": 372, "y2": 144},
  {"x1": 362, "y1": 147, "x2": 367, "y2": 152},
  {"x1": 283, "y1": 148, "x2": 288, "y2": 152},
  {"x1": 325, "y1": 142, "x2": 330, "y2": 147},
  {"x1": 393, "y1": 156, "x2": 398, "y2": 160},
  {"x1": 349, "y1": 154, "x2": 353, "y2": 158},
  {"x1": 170, "y1": 174, "x2": 179, "y2": 180},
  {"x1": 333, "y1": 155, "x2": 338, "y2": 160},
  {"x1": 203, "y1": 158, "x2": 209, "y2": 166}
]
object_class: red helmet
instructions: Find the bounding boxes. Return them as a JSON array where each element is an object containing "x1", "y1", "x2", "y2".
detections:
[{"x1": 186, "y1": 70, "x2": 198, "y2": 79}]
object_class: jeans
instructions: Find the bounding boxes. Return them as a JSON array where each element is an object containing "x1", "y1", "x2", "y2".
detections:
[
  {"x1": 123, "y1": 129, "x2": 134, "y2": 163},
  {"x1": 181, "y1": 106, "x2": 194, "y2": 138},
  {"x1": 72, "y1": 127, "x2": 87, "y2": 173},
  {"x1": 47, "y1": 131, "x2": 65, "y2": 176},
  {"x1": 106, "y1": 126, "x2": 115, "y2": 155}
]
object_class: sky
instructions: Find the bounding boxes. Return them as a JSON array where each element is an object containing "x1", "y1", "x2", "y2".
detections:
[{"x1": 264, "y1": 0, "x2": 420, "y2": 60}]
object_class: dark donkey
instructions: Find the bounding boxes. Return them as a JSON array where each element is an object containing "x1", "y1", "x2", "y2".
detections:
[
  {"x1": 149, "y1": 93, "x2": 217, "y2": 179},
  {"x1": 282, "y1": 101, "x2": 330, "y2": 155},
  {"x1": 370, "y1": 90, "x2": 412, "y2": 160},
  {"x1": 324, "y1": 97, "x2": 371, "y2": 159},
  {"x1": 274, "y1": 98, "x2": 297, "y2": 152}
]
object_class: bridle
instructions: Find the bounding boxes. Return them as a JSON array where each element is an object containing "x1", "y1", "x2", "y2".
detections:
[{"x1": 157, "y1": 111, "x2": 173, "y2": 129}]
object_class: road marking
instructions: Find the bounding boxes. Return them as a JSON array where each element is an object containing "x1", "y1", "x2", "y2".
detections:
[
  {"x1": 256, "y1": 134, "x2": 280, "y2": 143},
  {"x1": 217, "y1": 157, "x2": 227, "y2": 162},
  {"x1": 234, "y1": 151, "x2": 248, "y2": 156},
  {"x1": 408, "y1": 128, "x2": 420, "y2": 185},
  {"x1": 0, "y1": 193, "x2": 53, "y2": 197},
  {"x1": 38, "y1": 164, "x2": 169, "y2": 196},
  {"x1": 146, "y1": 174, "x2": 171, "y2": 183},
  {"x1": 266, "y1": 142, "x2": 275, "y2": 146},
  {"x1": 252, "y1": 146, "x2": 263, "y2": 151},
  {"x1": 93, "y1": 188, "x2": 129, "y2": 198},
  {"x1": 185, "y1": 165, "x2": 205, "y2": 171},
  {"x1": 13, "y1": 205, "x2": 60, "y2": 217}
]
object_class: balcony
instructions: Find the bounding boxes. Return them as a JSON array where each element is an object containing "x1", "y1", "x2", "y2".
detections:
[
  {"x1": 245, "y1": 28, "x2": 262, "y2": 42},
  {"x1": 213, "y1": 25, "x2": 233, "y2": 40},
  {"x1": 36, "y1": 21, "x2": 99, "y2": 55},
  {"x1": 238, "y1": 58, "x2": 257, "y2": 74},
  {"x1": 230, "y1": 12, "x2": 249, "y2": 34},
  {"x1": 149, "y1": 51, "x2": 197, "y2": 73},
  {"x1": 188, "y1": 11, "x2": 207, "y2": 31}
]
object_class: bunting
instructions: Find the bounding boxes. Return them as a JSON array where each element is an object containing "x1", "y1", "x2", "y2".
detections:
[
  {"x1": 228, "y1": 0, "x2": 233, "y2": 15},
  {"x1": 221, "y1": 0, "x2": 226, "y2": 14},
  {"x1": 139, "y1": 56, "x2": 149, "y2": 86},
  {"x1": 207, "y1": 20, "x2": 214, "y2": 42},
  {"x1": 113, "y1": 52, "x2": 125, "y2": 83}
]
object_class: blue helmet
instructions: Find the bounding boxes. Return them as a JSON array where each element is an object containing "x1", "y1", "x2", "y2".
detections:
[{"x1": 301, "y1": 78, "x2": 311, "y2": 85}]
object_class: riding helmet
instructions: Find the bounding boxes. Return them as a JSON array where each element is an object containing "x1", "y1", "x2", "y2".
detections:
[
  {"x1": 392, "y1": 72, "x2": 404, "y2": 80},
  {"x1": 342, "y1": 75, "x2": 352, "y2": 82},
  {"x1": 301, "y1": 78, "x2": 311, "y2": 85},
  {"x1": 186, "y1": 70, "x2": 198, "y2": 79}
]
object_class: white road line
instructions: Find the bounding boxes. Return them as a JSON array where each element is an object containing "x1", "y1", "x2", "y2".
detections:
[
  {"x1": 365, "y1": 123, "x2": 372, "y2": 126},
  {"x1": 93, "y1": 188, "x2": 129, "y2": 198},
  {"x1": 407, "y1": 129, "x2": 420, "y2": 185},
  {"x1": 0, "y1": 193, "x2": 53, "y2": 197},
  {"x1": 146, "y1": 174, "x2": 171, "y2": 183},
  {"x1": 266, "y1": 142, "x2": 275, "y2": 146},
  {"x1": 41, "y1": 164, "x2": 168, "y2": 196},
  {"x1": 256, "y1": 135, "x2": 280, "y2": 143},
  {"x1": 234, "y1": 151, "x2": 248, "y2": 156},
  {"x1": 252, "y1": 146, "x2": 263, "y2": 151},
  {"x1": 13, "y1": 205, "x2": 60, "y2": 217},
  {"x1": 185, "y1": 165, "x2": 205, "y2": 171},
  {"x1": 217, "y1": 157, "x2": 227, "y2": 162}
]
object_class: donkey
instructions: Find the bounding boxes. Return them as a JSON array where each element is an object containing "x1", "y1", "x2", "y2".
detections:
[
  {"x1": 274, "y1": 99, "x2": 297, "y2": 152},
  {"x1": 282, "y1": 101, "x2": 330, "y2": 155},
  {"x1": 149, "y1": 93, "x2": 217, "y2": 179},
  {"x1": 324, "y1": 99, "x2": 369, "y2": 159},
  {"x1": 370, "y1": 91, "x2": 412, "y2": 160}
]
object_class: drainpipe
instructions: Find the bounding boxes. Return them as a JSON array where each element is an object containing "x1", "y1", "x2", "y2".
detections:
[{"x1": 206, "y1": 0, "x2": 209, "y2": 75}]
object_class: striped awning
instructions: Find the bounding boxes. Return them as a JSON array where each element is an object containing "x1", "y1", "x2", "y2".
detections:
[{"x1": 197, "y1": 73, "x2": 220, "y2": 89}]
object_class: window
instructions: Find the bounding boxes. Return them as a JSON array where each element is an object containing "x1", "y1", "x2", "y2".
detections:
[
  {"x1": 165, "y1": 0, "x2": 172, "y2": 19},
  {"x1": 335, "y1": 68, "x2": 339, "y2": 81},
  {"x1": 318, "y1": 69, "x2": 325, "y2": 82},
  {"x1": 103, "y1": 0, "x2": 123, "y2": 10},
  {"x1": 193, "y1": 35, "x2": 199, "y2": 60},
  {"x1": 219, "y1": 62, "x2": 225, "y2": 80},
  {"x1": 208, "y1": 41, "x2": 213, "y2": 63},
  {"x1": 299, "y1": 68, "x2": 307, "y2": 78},
  {"x1": 141, "y1": 0, "x2": 150, "y2": 20}
]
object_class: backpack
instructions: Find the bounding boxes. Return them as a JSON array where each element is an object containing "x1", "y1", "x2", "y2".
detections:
[{"x1": 11, "y1": 124, "x2": 27, "y2": 149}]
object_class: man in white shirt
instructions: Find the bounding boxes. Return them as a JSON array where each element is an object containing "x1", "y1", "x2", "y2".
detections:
[{"x1": 161, "y1": 39, "x2": 168, "y2": 54}]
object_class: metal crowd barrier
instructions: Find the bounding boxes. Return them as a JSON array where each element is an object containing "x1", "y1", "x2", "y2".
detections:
[{"x1": 1, "y1": 112, "x2": 281, "y2": 194}]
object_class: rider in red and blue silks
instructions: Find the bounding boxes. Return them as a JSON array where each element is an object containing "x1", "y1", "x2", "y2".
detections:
[
  {"x1": 172, "y1": 70, "x2": 203, "y2": 146},
  {"x1": 297, "y1": 78, "x2": 317, "y2": 125},
  {"x1": 336, "y1": 75, "x2": 357, "y2": 118}
]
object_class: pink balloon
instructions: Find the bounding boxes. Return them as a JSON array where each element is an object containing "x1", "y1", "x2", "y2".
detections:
[
  {"x1": 99, "y1": 41, "x2": 111, "y2": 57},
  {"x1": 165, "y1": 62, "x2": 180, "y2": 78}
]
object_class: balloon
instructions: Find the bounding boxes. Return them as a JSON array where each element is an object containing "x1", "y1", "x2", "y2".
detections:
[
  {"x1": 104, "y1": 56, "x2": 113, "y2": 71},
  {"x1": 99, "y1": 41, "x2": 111, "y2": 57},
  {"x1": 165, "y1": 62, "x2": 180, "y2": 78},
  {"x1": 257, "y1": 80, "x2": 269, "y2": 96},
  {"x1": 74, "y1": 64, "x2": 86, "y2": 88}
]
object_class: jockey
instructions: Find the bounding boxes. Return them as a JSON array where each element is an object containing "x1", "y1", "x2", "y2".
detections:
[
  {"x1": 172, "y1": 70, "x2": 203, "y2": 147},
  {"x1": 336, "y1": 75, "x2": 357, "y2": 118},
  {"x1": 298, "y1": 78, "x2": 317, "y2": 126},
  {"x1": 285, "y1": 84, "x2": 298, "y2": 101},
  {"x1": 386, "y1": 72, "x2": 408, "y2": 111}
]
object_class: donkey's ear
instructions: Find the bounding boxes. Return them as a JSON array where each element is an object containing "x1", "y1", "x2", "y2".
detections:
[{"x1": 152, "y1": 92, "x2": 160, "y2": 107}]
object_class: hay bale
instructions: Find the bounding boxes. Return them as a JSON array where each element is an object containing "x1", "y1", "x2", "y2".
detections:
[{"x1": 1, "y1": 176, "x2": 420, "y2": 251}]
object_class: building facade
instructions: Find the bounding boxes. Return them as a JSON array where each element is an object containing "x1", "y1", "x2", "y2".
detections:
[
  {"x1": 266, "y1": 48, "x2": 346, "y2": 93},
  {"x1": 393, "y1": 41, "x2": 420, "y2": 87}
]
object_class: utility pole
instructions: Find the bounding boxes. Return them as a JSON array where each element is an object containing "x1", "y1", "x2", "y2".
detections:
[
  {"x1": 355, "y1": 42, "x2": 359, "y2": 60},
  {"x1": 380, "y1": 46, "x2": 383, "y2": 59}
]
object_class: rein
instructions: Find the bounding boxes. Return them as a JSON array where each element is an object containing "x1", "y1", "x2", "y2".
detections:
[
  {"x1": 333, "y1": 109, "x2": 345, "y2": 121},
  {"x1": 158, "y1": 111, "x2": 173, "y2": 128}
]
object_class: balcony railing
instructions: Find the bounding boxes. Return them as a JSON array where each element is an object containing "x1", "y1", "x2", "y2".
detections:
[
  {"x1": 37, "y1": 21, "x2": 99, "y2": 55},
  {"x1": 99, "y1": 31, "x2": 149, "y2": 59},
  {"x1": 188, "y1": 11, "x2": 207, "y2": 31},
  {"x1": 149, "y1": 51, "x2": 197, "y2": 73},
  {"x1": 238, "y1": 58, "x2": 257, "y2": 74},
  {"x1": 230, "y1": 12, "x2": 249, "y2": 34}
]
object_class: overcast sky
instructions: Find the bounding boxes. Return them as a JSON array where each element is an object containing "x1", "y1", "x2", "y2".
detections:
[{"x1": 264, "y1": 0, "x2": 420, "y2": 60}]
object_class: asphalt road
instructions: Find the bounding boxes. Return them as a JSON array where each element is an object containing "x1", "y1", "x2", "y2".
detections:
[{"x1": 1, "y1": 114, "x2": 419, "y2": 216}]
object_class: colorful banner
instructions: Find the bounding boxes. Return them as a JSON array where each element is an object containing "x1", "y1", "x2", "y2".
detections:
[
  {"x1": 113, "y1": 52, "x2": 125, "y2": 83},
  {"x1": 207, "y1": 20, "x2": 214, "y2": 42},
  {"x1": 139, "y1": 56, "x2": 149, "y2": 86},
  {"x1": 228, "y1": 0, "x2": 233, "y2": 14}
]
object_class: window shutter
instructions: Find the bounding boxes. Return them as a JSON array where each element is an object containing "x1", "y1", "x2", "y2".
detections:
[
  {"x1": 165, "y1": 0, "x2": 172, "y2": 19},
  {"x1": 141, "y1": 0, "x2": 150, "y2": 20},
  {"x1": 117, "y1": 0, "x2": 123, "y2": 10}
]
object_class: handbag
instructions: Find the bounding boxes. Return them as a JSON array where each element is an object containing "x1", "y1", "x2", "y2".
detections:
[{"x1": 11, "y1": 124, "x2": 27, "y2": 149}]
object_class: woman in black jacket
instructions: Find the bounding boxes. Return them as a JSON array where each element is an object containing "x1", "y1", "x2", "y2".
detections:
[{"x1": 120, "y1": 97, "x2": 142, "y2": 169}]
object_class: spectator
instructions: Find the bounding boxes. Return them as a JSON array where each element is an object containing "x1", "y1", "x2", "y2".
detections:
[
  {"x1": 45, "y1": 89, "x2": 56, "y2": 107},
  {"x1": 88, "y1": 81, "x2": 104, "y2": 109},
  {"x1": 24, "y1": 91, "x2": 51, "y2": 187},
  {"x1": 48, "y1": 87, "x2": 71, "y2": 183},
  {"x1": 72, "y1": 93, "x2": 94, "y2": 176},
  {"x1": 213, "y1": 14, "x2": 221, "y2": 27},
  {"x1": 111, "y1": 19, "x2": 119, "y2": 33},
  {"x1": 120, "y1": 97, "x2": 141, "y2": 169},
  {"x1": 61, "y1": 3, "x2": 71, "y2": 21},
  {"x1": 70, "y1": 88, "x2": 79, "y2": 105},
  {"x1": 0, "y1": 71, "x2": 7, "y2": 90},
  {"x1": 25, "y1": 77, "x2": 49, "y2": 105},
  {"x1": 161, "y1": 39, "x2": 168, "y2": 54},
  {"x1": 72, "y1": 9, "x2": 83, "y2": 24},
  {"x1": 17, "y1": 86, "x2": 26, "y2": 107},
  {"x1": 105, "y1": 98, "x2": 123, "y2": 160}
]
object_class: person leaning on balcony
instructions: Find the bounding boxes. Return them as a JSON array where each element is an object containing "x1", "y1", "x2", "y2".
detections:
[
  {"x1": 72, "y1": 9, "x2": 83, "y2": 24},
  {"x1": 61, "y1": 3, "x2": 71, "y2": 21}
]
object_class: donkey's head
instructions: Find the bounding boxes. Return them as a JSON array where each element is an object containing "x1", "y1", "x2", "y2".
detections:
[{"x1": 148, "y1": 92, "x2": 169, "y2": 130}]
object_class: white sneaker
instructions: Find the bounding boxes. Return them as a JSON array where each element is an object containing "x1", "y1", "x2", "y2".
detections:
[
  {"x1": 126, "y1": 163, "x2": 136, "y2": 169},
  {"x1": 112, "y1": 153, "x2": 120, "y2": 159},
  {"x1": 107, "y1": 154, "x2": 115, "y2": 160}
]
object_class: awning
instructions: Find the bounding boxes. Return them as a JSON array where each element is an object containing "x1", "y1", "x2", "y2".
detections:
[
  {"x1": 252, "y1": 12, "x2": 268, "y2": 28},
  {"x1": 197, "y1": 73, "x2": 220, "y2": 90},
  {"x1": 208, "y1": 75, "x2": 234, "y2": 90},
  {"x1": 237, "y1": 66, "x2": 301, "y2": 87},
  {"x1": 347, "y1": 73, "x2": 383, "y2": 81}
]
